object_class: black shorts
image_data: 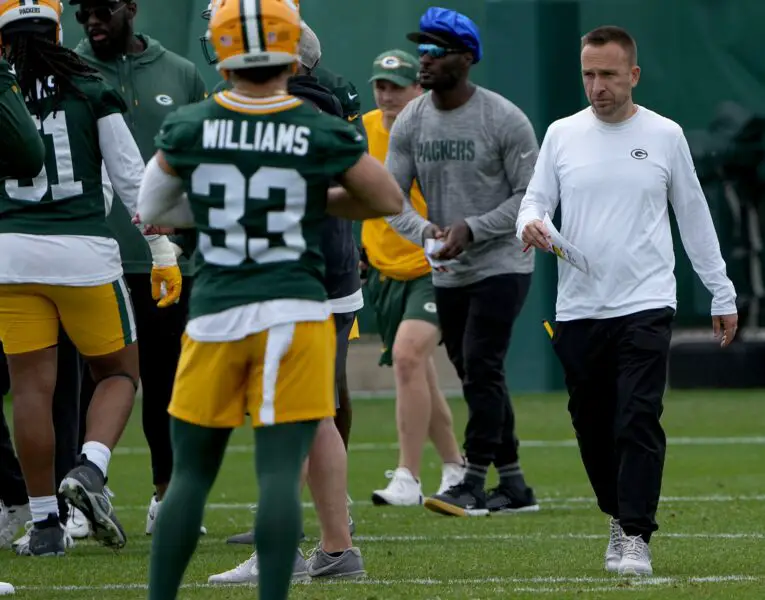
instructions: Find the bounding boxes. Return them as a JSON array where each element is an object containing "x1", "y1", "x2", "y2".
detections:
[{"x1": 333, "y1": 311, "x2": 355, "y2": 409}]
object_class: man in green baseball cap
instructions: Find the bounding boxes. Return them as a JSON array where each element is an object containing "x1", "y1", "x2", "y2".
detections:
[
  {"x1": 369, "y1": 49, "x2": 419, "y2": 89},
  {"x1": 362, "y1": 49, "x2": 466, "y2": 508}
]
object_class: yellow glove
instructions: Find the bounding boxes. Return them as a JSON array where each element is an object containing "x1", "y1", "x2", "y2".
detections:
[{"x1": 151, "y1": 264, "x2": 182, "y2": 308}]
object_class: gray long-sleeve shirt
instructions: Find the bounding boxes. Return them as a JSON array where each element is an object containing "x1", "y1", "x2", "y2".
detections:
[{"x1": 385, "y1": 86, "x2": 539, "y2": 287}]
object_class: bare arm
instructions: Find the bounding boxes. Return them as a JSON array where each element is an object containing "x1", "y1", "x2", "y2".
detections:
[{"x1": 328, "y1": 153, "x2": 404, "y2": 220}]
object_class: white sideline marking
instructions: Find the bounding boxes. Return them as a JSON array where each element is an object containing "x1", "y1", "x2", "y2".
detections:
[
  {"x1": 112, "y1": 436, "x2": 765, "y2": 455},
  {"x1": 107, "y1": 532, "x2": 765, "y2": 546},
  {"x1": 15, "y1": 574, "x2": 761, "y2": 593},
  {"x1": 114, "y1": 493, "x2": 765, "y2": 512}
]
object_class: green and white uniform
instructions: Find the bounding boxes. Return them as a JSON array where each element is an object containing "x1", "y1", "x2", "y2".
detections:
[
  {"x1": 0, "y1": 76, "x2": 146, "y2": 286},
  {"x1": 152, "y1": 91, "x2": 366, "y2": 342},
  {"x1": 0, "y1": 59, "x2": 45, "y2": 180}
]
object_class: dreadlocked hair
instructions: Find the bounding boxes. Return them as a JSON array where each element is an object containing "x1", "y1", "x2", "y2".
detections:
[{"x1": 7, "y1": 30, "x2": 101, "y2": 118}]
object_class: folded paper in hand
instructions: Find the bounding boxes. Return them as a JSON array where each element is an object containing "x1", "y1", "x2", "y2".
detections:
[
  {"x1": 543, "y1": 214, "x2": 592, "y2": 276},
  {"x1": 425, "y1": 238, "x2": 459, "y2": 270}
]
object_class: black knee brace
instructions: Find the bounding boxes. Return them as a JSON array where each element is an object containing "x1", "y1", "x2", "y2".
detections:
[{"x1": 94, "y1": 372, "x2": 139, "y2": 392}]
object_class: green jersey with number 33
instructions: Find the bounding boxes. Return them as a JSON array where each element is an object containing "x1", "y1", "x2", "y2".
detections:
[
  {"x1": 155, "y1": 91, "x2": 366, "y2": 320},
  {"x1": 0, "y1": 76, "x2": 126, "y2": 238}
]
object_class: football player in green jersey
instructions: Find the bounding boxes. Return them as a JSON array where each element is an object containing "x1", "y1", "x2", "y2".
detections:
[
  {"x1": 136, "y1": 1, "x2": 401, "y2": 598},
  {"x1": 0, "y1": 0, "x2": 181, "y2": 557},
  {"x1": 0, "y1": 58, "x2": 44, "y2": 179}
]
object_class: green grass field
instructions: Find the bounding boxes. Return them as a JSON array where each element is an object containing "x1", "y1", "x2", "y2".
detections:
[{"x1": 2, "y1": 390, "x2": 765, "y2": 599}]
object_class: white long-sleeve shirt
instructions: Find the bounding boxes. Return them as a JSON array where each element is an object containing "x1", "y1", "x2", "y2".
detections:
[{"x1": 516, "y1": 106, "x2": 736, "y2": 321}]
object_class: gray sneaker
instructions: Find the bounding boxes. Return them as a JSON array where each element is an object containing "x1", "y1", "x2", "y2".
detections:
[
  {"x1": 306, "y1": 545, "x2": 366, "y2": 580},
  {"x1": 15, "y1": 513, "x2": 65, "y2": 557},
  {"x1": 58, "y1": 456, "x2": 126, "y2": 549}
]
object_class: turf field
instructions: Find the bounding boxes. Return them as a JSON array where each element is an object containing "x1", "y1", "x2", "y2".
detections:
[{"x1": 2, "y1": 390, "x2": 764, "y2": 599}]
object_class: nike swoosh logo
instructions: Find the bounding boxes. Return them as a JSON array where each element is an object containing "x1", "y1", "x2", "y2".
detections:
[
  {"x1": 520, "y1": 151, "x2": 534, "y2": 159},
  {"x1": 348, "y1": 93, "x2": 358, "y2": 100}
]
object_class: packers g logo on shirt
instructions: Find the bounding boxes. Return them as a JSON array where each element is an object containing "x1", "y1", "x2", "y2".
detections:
[{"x1": 155, "y1": 94, "x2": 174, "y2": 106}]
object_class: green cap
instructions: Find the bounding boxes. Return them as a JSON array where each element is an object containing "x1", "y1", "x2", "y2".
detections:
[{"x1": 369, "y1": 50, "x2": 419, "y2": 87}]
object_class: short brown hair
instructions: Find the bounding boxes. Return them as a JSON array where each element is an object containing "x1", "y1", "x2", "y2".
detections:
[{"x1": 581, "y1": 26, "x2": 637, "y2": 65}]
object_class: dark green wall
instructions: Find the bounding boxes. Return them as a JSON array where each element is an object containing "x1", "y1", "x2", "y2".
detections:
[{"x1": 61, "y1": 0, "x2": 765, "y2": 391}]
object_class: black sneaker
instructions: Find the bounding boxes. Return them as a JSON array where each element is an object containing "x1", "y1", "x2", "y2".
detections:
[
  {"x1": 485, "y1": 485, "x2": 540, "y2": 514},
  {"x1": 424, "y1": 481, "x2": 489, "y2": 517},
  {"x1": 15, "y1": 513, "x2": 65, "y2": 557},
  {"x1": 58, "y1": 455, "x2": 126, "y2": 549}
]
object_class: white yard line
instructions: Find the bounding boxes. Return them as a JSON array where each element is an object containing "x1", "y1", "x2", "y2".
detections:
[
  {"x1": 113, "y1": 493, "x2": 765, "y2": 512},
  {"x1": 112, "y1": 436, "x2": 765, "y2": 455},
  {"x1": 15, "y1": 574, "x2": 761, "y2": 593}
]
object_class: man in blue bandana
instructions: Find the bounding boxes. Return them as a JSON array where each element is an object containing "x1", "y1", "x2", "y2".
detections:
[{"x1": 384, "y1": 7, "x2": 541, "y2": 518}]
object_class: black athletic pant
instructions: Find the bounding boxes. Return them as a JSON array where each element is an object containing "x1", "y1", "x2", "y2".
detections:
[
  {"x1": 0, "y1": 330, "x2": 81, "y2": 524},
  {"x1": 552, "y1": 307, "x2": 674, "y2": 543},
  {"x1": 434, "y1": 273, "x2": 531, "y2": 468}
]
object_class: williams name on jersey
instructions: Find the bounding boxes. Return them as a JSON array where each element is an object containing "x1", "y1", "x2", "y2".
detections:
[{"x1": 202, "y1": 118, "x2": 310, "y2": 156}]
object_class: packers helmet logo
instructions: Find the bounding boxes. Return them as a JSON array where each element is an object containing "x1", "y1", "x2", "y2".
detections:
[
  {"x1": 155, "y1": 94, "x2": 174, "y2": 106},
  {"x1": 424, "y1": 302, "x2": 437, "y2": 314},
  {"x1": 380, "y1": 56, "x2": 402, "y2": 69}
]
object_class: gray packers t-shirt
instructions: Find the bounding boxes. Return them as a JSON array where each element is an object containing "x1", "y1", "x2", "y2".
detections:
[{"x1": 385, "y1": 86, "x2": 538, "y2": 288}]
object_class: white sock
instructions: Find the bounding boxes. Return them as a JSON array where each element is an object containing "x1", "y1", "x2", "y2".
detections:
[
  {"x1": 29, "y1": 496, "x2": 58, "y2": 524},
  {"x1": 82, "y1": 441, "x2": 112, "y2": 479}
]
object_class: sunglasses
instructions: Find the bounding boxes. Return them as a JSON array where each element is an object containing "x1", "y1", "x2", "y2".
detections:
[
  {"x1": 75, "y1": 2, "x2": 127, "y2": 25},
  {"x1": 417, "y1": 44, "x2": 461, "y2": 59}
]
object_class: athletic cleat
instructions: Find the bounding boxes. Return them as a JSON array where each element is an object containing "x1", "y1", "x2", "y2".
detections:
[
  {"x1": 424, "y1": 481, "x2": 489, "y2": 517},
  {"x1": 306, "y1": 545, "x2": 366, "y2": 580},
  {"x1": 13, "y1": 520, "x2": 74, "y2": 551},
  {"x1": 0, "y1": 503, "x2": 30, "y2": 549},
  {"x1": 208, "y1": 549, "x2": 310, "y2": 584},
  {"x1": 436, "y1": 461, "x2": 466, "y2": 495},
  {"x1": 618, "y1": 535, "x2": 653, "y2": 576},
  {"x1": 65, "y1": 505, "x2": 90, "y2": 540},
  {"x1": 605, "y1": 518, "x2": 624, "y2": 573},
  {"x1": 58, "y1": 455, "x2": 126, "y2": 549},
  {"x1": 14, "y1": 514, "x2": 65, "y2": 557},
  {"x1": 145, "y1": 494, "x2": 207, "y2": 536},
  {"x1": 485, "y1": 486, "x2": 540, "y2": 514},
  {"x1": 0, "y1": 581, "x2": 14, "y2": 595},
  {"x1": 371, "y1": 468, "x2": 423, "y2": 506}
]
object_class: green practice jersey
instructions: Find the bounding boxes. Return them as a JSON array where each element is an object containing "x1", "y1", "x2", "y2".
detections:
[
  {"x1": 0, "y1": 59, "x2": 45, "y2": 180},
  {"x1": 0, "y1": 76, "x2": 125, "y2": 238},
  {"x1": 156, "y1": 91, "x2": 366, "y2": 320}
]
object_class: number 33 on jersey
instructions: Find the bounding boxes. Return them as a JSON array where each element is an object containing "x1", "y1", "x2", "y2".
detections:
[{"x1": 155, "y1": 90, "x2": 366, "y2": 321}]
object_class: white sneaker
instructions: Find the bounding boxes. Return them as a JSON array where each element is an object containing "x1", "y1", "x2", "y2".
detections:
[
  {"x1": 145, "y1": 494, "x2": 207, "y2": 536},
  {"x1": 605, "y1": 518, "x2": 623, "y2": 573},
  {"x1": 618, "y1": 535, "x2": 653, "y2": 576},
  {"x1": 0, "y1": 581, "x2": 14, "y2": 595},
  {"x1": 371, "y1": 468, "x2": 423, "y2": 506},
  {"x1": 207, "y1": 549, "x2": 309, "y2": 584},
  {"x1": 436, "y1": 461, "x2": 466, "y2": 495},
  {"x1": 0, "y1": 504, "x2": 30, "y2": 549},
  {"x1": 66, "y1": 506, "x2": 90, "y2": 540},
  {"x1": 12, "y1": 520, "x2": 75, "y2": 551}
]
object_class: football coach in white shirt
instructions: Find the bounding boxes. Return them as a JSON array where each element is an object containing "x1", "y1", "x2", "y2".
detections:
[{"x1": 517, "y1": 26, "x2": 738, "y2": 577}]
